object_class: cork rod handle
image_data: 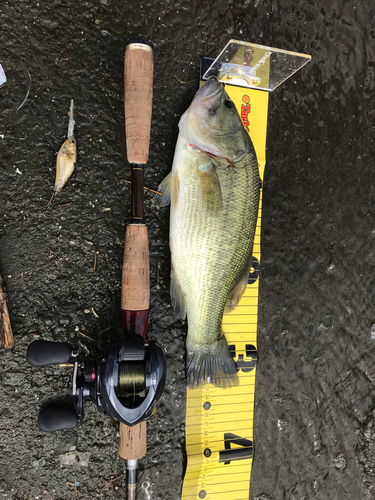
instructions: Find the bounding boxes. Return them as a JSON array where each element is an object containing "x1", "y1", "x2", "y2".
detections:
[
  {"x1": 121, "y1": 224, "x2": 150, "y2": 312},
  {"x1": 119, "y1": 420, "x2": 147, "y2": 460},
  {"x1": 124, "y1": 42, "x2": 153, "y2": 164}
]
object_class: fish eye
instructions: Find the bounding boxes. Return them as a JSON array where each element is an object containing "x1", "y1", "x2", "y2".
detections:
[{"x1": 224, "y1": 100, "x2": 235, "y2": 109}]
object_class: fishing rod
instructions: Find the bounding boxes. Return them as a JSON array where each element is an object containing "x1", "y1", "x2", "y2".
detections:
[
  {"x1": 26, "y1": 39, "x2": 166, "y2": 500},
  {"x1": 120, "y1": 38, "x2": 162, "y2": 499}
]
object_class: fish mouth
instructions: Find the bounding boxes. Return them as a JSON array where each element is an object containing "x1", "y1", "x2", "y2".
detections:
[
  {"x1": 178, "y1": 77, "x2": 226, "y2": 156},
  {"x1": 196, "y1": 77, "x2": 224, "y2": 108}
]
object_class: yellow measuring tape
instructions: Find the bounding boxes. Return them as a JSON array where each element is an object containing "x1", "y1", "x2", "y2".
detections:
[{"x1": 182, "y1": 83, "x2": 269, "y2": 500}]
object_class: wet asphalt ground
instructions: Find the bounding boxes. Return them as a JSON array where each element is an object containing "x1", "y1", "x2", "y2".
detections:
[{"x1": 1, "y1": 0, "x2": 375, "y2": 499}]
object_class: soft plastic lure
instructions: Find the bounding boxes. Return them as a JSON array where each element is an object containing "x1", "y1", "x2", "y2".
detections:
[{"x1": 48, "y1": 100, "x2": 77, "y2": 206}]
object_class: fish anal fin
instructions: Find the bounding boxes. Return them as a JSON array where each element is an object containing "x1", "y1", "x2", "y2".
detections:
[
  {"x1": 197, "y1": 161, "x2": 222, "y2": 212},
  {"x1": 170, "y1": 266, "x2": 187, "y2": 320},
  {"x1": 225, "y1": 271, "x2": 249, "y2": 313},
  {"x1": 153, "y1": 171, "x2": 173, "y2": 207}
]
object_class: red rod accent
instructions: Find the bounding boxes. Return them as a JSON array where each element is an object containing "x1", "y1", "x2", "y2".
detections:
[
  {"x1": 92, "y1": 365, "x2": 95, "y2": 382},
  {"x1": 121, "y1": 309, "x2": 149, "y2": 342}
]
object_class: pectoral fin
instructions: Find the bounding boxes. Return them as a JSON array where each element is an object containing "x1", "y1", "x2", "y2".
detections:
[
  {"x1": 153, "y1": 171, "x2": 173, "y2": 207},
  {"x1": 197, "y1": 161, "x2": 222, "y2": 212}
]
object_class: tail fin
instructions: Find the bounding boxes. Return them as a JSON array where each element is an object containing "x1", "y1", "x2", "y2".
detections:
[{"x1": 186, "y1": 337, "x2": 239, "y2": 389}]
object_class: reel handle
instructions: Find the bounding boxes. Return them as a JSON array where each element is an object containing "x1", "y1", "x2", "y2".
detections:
[
  {"x1": 38, "y1": 407, "x2": 79, "y2": 432},
  {"x1": 26, "y1": 340, "x2": 73, "y2": 367}
]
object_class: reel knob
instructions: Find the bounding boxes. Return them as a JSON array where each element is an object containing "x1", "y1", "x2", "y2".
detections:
[
  {"x1": 38, "y1": 407, "x2": 79, "y2": 432},
  {"x1": 26, "y1": 340, "x2": 73, "y2": 367}
]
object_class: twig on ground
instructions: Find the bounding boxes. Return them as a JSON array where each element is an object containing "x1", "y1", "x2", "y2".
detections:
[
  {"x1": 79, "y1": 331, "x2": 94, "y2": 341},
  {"x1": 16, "y1": 69, "x2": 32, "y2": 112},
  {"x1": 0, "y1": 275, "x2": 14, "y2": 349},
  {"x1": 122, "y1": 179, "x2": 162, "y2": 196}
]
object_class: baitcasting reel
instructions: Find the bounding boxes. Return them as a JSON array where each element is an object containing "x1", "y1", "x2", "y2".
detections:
[{"x1": 26, "y1": 335, "x2": 166, "y2": 433}]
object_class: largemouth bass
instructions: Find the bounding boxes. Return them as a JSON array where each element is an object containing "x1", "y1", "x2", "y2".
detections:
[{"x1": 155, "y1": 76, "x2": 260, "y2": 388}]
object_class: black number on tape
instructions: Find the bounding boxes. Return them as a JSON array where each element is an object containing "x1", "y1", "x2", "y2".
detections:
[
  {"x1": 229, "y1": 344, "x2": 257, "y2": 373},
  {"x1": 219, "y1": 433, "x2": 253, "y2": 465},
  {"x1": 248, "y1": 256, "x2": 260, "y2": 285}
]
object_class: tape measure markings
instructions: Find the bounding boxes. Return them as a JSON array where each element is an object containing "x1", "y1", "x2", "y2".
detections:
[
  {"x1": 186, "y1": 418, "x2": 254, "y2": 429},
  {"x1": 189, "y1": 433, "x2": 251, "y2": 446},
  {"x1": 185, "y1": 466, "x2": 253, "y2": 478},
  {"x1": 186, "y1": 450, "x2": 253, "y2": 461},
  {"x1": 184, "y1": 460, "x2": 253, "y2": 471},
  {"x1": 186, "y1": 419, "x2": 254, "y2": 430},
  {"x1": 224, "y1": 310, "x2": 258, "y2": 316},
  {"x1": 186, "y1": 388, "x2": 256, "y2": 400},
  {"x1": 187, "y1": 403, "x2": 255, "y2": 412},
  {"x1": 183, "y1": 496, "x2": 249, "y2": 500},
  {"x1": 184, "y1": 488, "x2": 251, "y2": 495},
  {"x1": 184, "y1": 473, "x2": 253, "y2": 483},
  {"x1": 185, "y1": 461, "x2": 253, "y2": 472},
  {"x1": 186, "y1": 388, "x2": 256, "y2": 405},
  {"x1": 186, "y1": 408, "x2": 254, "y2": 417},
  {"x1": 186, "y1": 414, "x2": 254, "y2": 424},
  {"x1": 183, "y1": 493, "x2": 250, "y2": 499},
  {"x1": 186, "y1": 445, "x2": 254, "y2": 458},
  {"x1": 186, "y1": 431, "x2": 253, "y2": 444},
  {"x1": 184, "y1": 482, "x2": 252, "y2": 490},
  {"x1": 187, "y1": 395, "x2": 256, "y2": 408},
  {"x1": 186, "y1": 428, "x2": 254, "y2": 441},
  {"x1": 186, "y1": 389, "x2": 255, "y2": 400},
  {"x1": 187, "y1": 399, "x2": 255, "y2": 411},
  {"x1": 187, "y1": 486, "x2": 252, "y2": 496},
  {"x1": 186, "y1": 469, "x2": 253, "y2": 477},
  {"x1": 186, "y1": 454, "x2": 253, "y2": 465},
  {"x1": 186, "y1": 432, "x2": 253, "y2": 443},
  {"x1": 222, "y1": 326, "x2": 257, "y2": 334},
  {"x1": 184, "y1": 470, "x2": 253, "y2": 483},
  {"x1": 223, "y1": 325, "x2": 258, "y2": 329},
  {"x1": 186, "y1": 403, "x2": 255, "y2": 413},
  {"x1": 185, "y1": 481, "x2": 252, "y2": 490}
]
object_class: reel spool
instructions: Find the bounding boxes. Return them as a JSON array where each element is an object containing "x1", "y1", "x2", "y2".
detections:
[
  {"x1": 26, "y1": 336, "x2": 166, "y2": 432},
  {"x1": 118, "y1": 362, "x2": 146, "y2": 396}
]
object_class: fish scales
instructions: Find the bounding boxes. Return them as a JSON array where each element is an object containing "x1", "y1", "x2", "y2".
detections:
[
  {"x1": 171, "y1": 143, "x2": 259, "y2": 346},
  {"x1": 155, "y1": 77, "x2": 260, "y2": 387}
]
